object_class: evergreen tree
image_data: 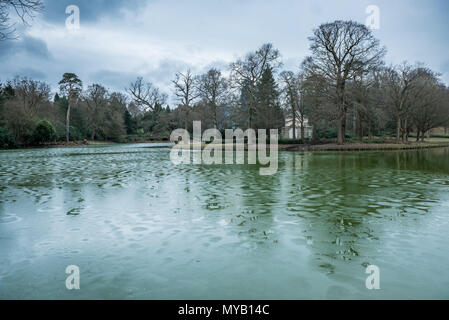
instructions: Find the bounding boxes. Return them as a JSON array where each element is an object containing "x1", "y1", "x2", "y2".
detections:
[
  {"x1": 124, "y1": 110, "x2": 136, "y2": 134},
  {"x1": 235, "y1": 79, "x2": 252, "y2": 129},
  {"x1": 0, "y1": 84, "x2": 5, "y2": 111},
  {"x1": 59, "y1": 73, "x2": 83, "y2": 142},
  {"x1": 254, "y1": 67, "x2": 284, "y2": 131}
]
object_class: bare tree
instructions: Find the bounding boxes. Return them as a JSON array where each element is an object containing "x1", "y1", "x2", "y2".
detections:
[
  {"x1": 409, "y1": 69, "x2": 449, "y2": 141},
  {"x1": 280, "y1": 71, "x2": 300, "y2": 139},
  {"x1": 347, "y1": 72, "x2": 381, "y2": 141},
  {"x1": 230, "y1": 43, "x2": 282, "y2": 128},
  {"x1": 306, "y1": 20, "x2": 386, "y2": 144},
  {"x1": 85, "y1": 84, "x2": 108, "y2": 141},
  {"x1": 380, "y1": 63, "x2": 423, "y2": 143},
  {"x1": 109, "y1": 92, "x2": 128, "y2": 111},
  {"x1": 196, "y1": 68, "x2": 229, "y2": 129},
  {"x1": 0, "y1": 76, "x2": 49, "y2": 143},
  {"x1": 0, "y1": 0, "x2": 43, "y2": 40},
  {"x1": 301, "y1": 59, "x2": 338, "y2": 141},
  {"x1": 172, "y1": 70, "x2": 199, "y2": 107},
  {"x1": 172, "y1": 70, "x2": 199, "y2": 130},
  {"x1": 10, "y1": 76, "x2": 50, "y2": 117},
  {"x1": 127, "y1": 77, "x2": 167, "y2": 112}
]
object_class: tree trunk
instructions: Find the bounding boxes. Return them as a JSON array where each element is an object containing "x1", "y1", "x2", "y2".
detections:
[
  {"x1": 402, "y1": 118, "x2": 408, "y2": 143},
  {"x1": 248, "y1": 103, "x2": 254, "y2": 129},
  {"x1": 396, "y1": 116, "x2": 401, "y2": 144},
  {"x1": 353, "y1": 107, "x2": 357, "y2": 139},
  {"x1": 184, "y1": 106, "x2": 190, "y2": 132},
  {"x1": 337, "y1": 114, "x2": 346, "y2": 144},
  {"x1": 358, "y1": 115, "x2": 363, "y2": 142},
  {"x1": 420, "y1": 130, "x2": 426, "y2": 141},
  {"x1": 91, "y1": 128, "x2": 95, "y2": 141},
  {"x1": 300, "y1": 115, "x2": 305, "y2": 141},
  {"x1": 311, "y1": 106, "x2": 318, "y2": 142},
  {"x1": 416, "y1": 130, "x2": 420, "y2": 142},
  {"x1": 292, "y1": 108, "x2": 296, "y2": 140},
  {"x1": 368, "y1": 121, "x2": 372, "y2": 140},
  {"x1": 213, "y1": 104, "x2": 218, "y2": 130},
  {"x1": 66, "y1": 102, "x2": 71, "y2": 142},
  {"x1": 336, "y1": 81, "x2": 346, "y2": 144},
  {"x1": 248, "y1": 93, "x2": 257, "y2": 130},
  {"x1": 311, "y1": 114, "x2": 317, "y2": 142}
]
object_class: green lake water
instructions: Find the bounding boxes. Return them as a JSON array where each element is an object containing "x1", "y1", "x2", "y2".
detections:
[{"x1": 1, "y1": 144, "x2": 449, "y2": 299}]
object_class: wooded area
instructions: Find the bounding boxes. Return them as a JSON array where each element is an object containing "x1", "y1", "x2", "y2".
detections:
[{"x1": 1, "y1": 2, "x2": 448, "y2": 148}]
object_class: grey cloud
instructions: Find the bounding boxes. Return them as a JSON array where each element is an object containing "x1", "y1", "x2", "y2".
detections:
[
  {"x1": 202, "y1": 60, "x2": 230, "y2": 73},
  {"x1": 21, "y1": 36, "x2": 51, "y2": 59},
  {"x1": 90, "y1": 58, "x2": 231, "y2": 104},
  {"x1": 0, "y1": 35, "x2": 51, "y2": 84},
  {"x1": 148, "y1": 59, "x2": 191, "y2": 84},
  {"x1": 88, "y1": 70, "x2": 137, "y2": 92},
  {"x1": 42, "y1": 0, "x2": 145, "y2": 23},
  {"x1": 0, "y1": 35, "x2": 51, "y2": 59},
  {"x1": 2, "y1": 0, "x2": 449, "y2": 90},
  {"x1": 441, "y1": 61, "x2": 449, "y2": 84},
  {"x1": 15, "y1": 68, "x2": 47, "y2": 80},
  {"x1": 442, "y1": 61, "x2": 449, "y2": 73},
  {"x1": 87, "y1": 60, "x2": 190, "y2": 96}
]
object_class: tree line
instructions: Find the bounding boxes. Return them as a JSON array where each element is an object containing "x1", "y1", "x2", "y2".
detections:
[{"x1": 1, "y1": 20, "x2": 449, "y2": 149}]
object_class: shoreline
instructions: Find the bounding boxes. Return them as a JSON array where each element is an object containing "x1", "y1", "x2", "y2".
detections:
[
  {"x1": 3, "y1": 140, "x2": 449, "y2": 152},
  {"x1": 166, "y1": 141, "x2": 449, "y2": 152},
  {"x1": 279, "y1": 142, "x2": 449, "y2": 152},
  {"x1": 0, "y1": 140, "x2": 172, "y2": 151}
]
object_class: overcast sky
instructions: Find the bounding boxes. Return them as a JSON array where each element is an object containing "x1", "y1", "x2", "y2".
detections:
[{"x1": 1, "y1": 0, "x2": 448, "y2": 103}]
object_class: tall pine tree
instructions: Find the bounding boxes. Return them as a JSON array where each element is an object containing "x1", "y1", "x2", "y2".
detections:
[{"x1": 254, "y1": 67, "x2": 284, "y2": 131}]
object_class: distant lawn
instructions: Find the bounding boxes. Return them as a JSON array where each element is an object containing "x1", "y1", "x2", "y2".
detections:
[
  {"x1": 87, "y1": 140, "x2": 117, "y2": 145},
  {"x1": 425, "y1": 137, "x2": 449, "y2": 143}
]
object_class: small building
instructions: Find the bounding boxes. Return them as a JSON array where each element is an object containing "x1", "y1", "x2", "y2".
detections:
[{"x1": 282, "y1": 116, "x2": 313, "y2": 139}]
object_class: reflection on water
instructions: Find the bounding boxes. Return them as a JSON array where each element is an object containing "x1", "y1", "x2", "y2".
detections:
[{"x1": 0, "y1": 144, "x2": 449, "y2": 299}]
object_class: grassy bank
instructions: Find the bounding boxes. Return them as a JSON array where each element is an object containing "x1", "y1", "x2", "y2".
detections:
[
  {"x1": 280, "y1": 141, "x2": 449, "y2": 151},
  {"x1": 4, "y1": 138, "x2": 449, "y2": 152},
  {"x1": 0, "y1": 139, "x2": 175, "y2": 150},
  {"x1": 167, "y1": 139, "x2": 449, "y2": 152}
]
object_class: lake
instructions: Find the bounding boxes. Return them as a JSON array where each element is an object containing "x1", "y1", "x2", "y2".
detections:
[{"x1": 1, "y1": 144, "x2": 449, "y2": 299}]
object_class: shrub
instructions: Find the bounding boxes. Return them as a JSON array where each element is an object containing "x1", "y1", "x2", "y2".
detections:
[
  {"x1": 32, "y1": 120, "x2": 56, "y2": 144},
  {"x1": 69, "y1": 126, "x2": 83, "y2": 141},
  {"x1": 54, "y1": 122, "x2": 67, "y2": 141},
  {"x1": 430, "y1": 134, "x2": 449, "y2": 139},
  {"x1": 278, "y1": 138, "x2": 304, "y2": 145},
  {"x1": 0, "y1": 127, "x2": 17, "y2": 149},
  {"x1": 316, "y1": 128, "x2": 337, "y2": 139},
  {"x1": 362, "y1": 136, "x2": 387, "y2": 144},
  {"x1": 315, "y1": 128, "x2": 352, "y2": 140},
  {"x1": 53, "y1": 122, "x2": 86, "y2": 142}
]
